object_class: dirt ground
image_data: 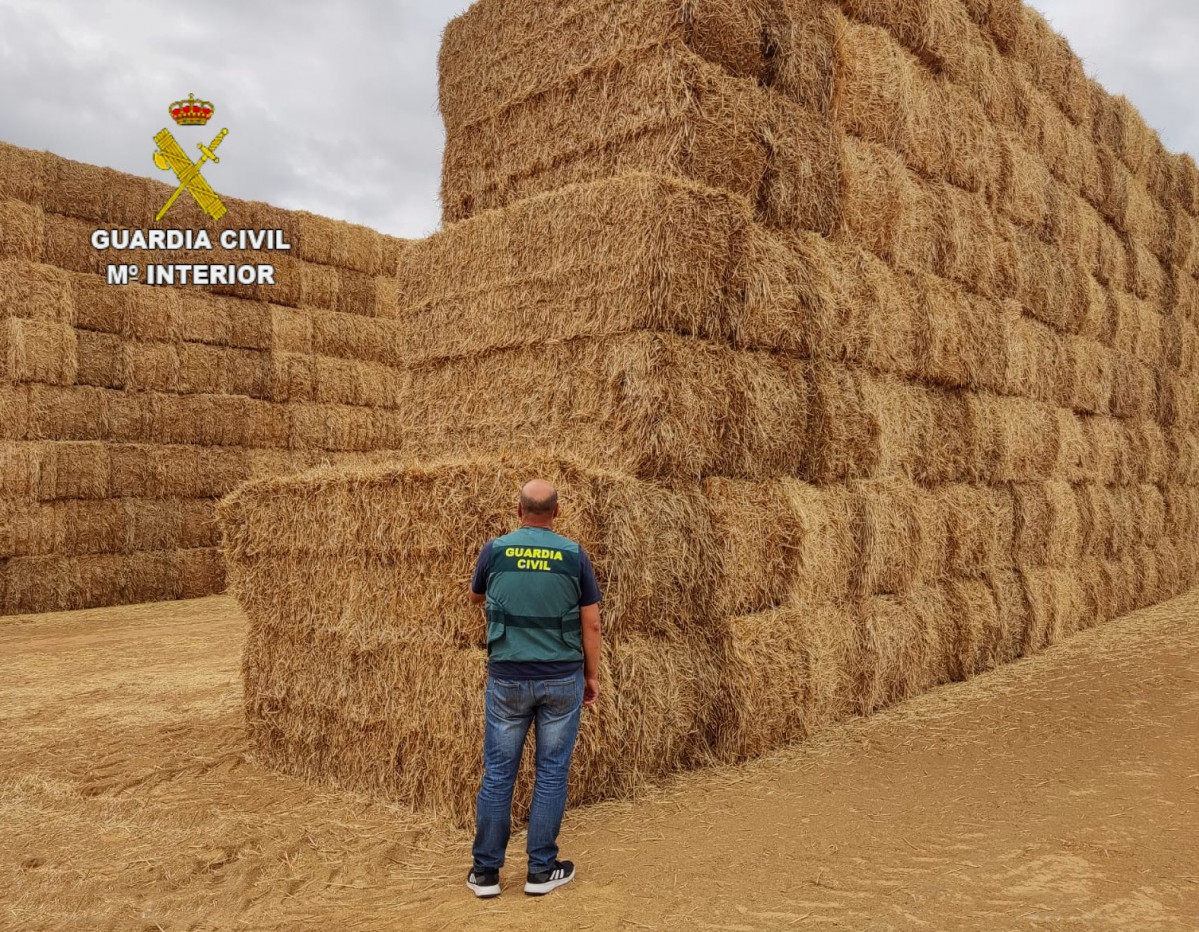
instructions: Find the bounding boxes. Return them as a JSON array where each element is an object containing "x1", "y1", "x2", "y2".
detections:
[{"x1": 2, "y1": 592, "x2": 1197, "y2": 932}]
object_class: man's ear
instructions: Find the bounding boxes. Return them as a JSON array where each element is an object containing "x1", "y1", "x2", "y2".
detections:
[
  {"x1": 553, "y1": 503, "x2": 561, "y2": 518},
  {"x1": 517, "y1": 502, "x2": 524, "y2": 519}
]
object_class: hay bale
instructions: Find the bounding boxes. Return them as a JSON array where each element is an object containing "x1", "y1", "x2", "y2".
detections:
[
  {"x1": 704, "y1": 477, "x2": 855, "y2": 614},
  {"x1": 396, "y1": 173, "x2": 827, "y2": 363},
  {"x1": 991, "y1": 131, "x2": 1050, "y2": 230},
  {"x1": 2, "y1": 549, "x2": 183, "y2": 615},
  {"x1": 438, "y1": 0, "x2": 782, "y2": 136},
  {"x1": 716, "y1": 604, "x2": 858, "y2": 760},
  {"x1": 0, "y1": 317, "x2": 77, "y2": 385},
  {"x1": 362, "y1": 333, "x2": 807, "y2": 481},
  {"x1": 0, "y1": 260, "x2": 74, "y2": 324},
  {"x1": 972, "y1": 391, "x2": 1061, "y2": 483},
  {"x1": 441, "y1": 44, "x2": 776, "y2": 226},
  {"x1": 819, "y1": 240, "x2": 920, "y2": 376},
  {"x1": 771, "y1": 0, "x2": 840, "y2": 111},
  {"x1": 41, "y1": 212, "x2": 104, "y2": 274},
  {"x1": 913, "y1": 273, "x2": 1009, "y2": 391},
  {"x1": 1020, "y1": 567, "x2": 1085, "y2": 652},
  {"x1": 0, "y1": 198, "x2": 44, "y2": 262},
  {"x1": 848, "y1": 479, "x2": 946, "y2": 596},
  {"x1": 855, "y1": 586, "x2": 953, "y2": 714},
  {"x1": 0, "y1": 499, "x2": 123, "y2": 558},
  {"x1": 936, "y1": 483, "x2": 1014, "y2": 577},
  {"x1": 244, "y1": 627, "x2": 718, "y2": 827},
  {"x1": 0, "y1": 141, "x2": 49, "y2": 204},
  {"x1": 831, "y1": 17, "x2": 915, "y2": 154},
  {"x1": 1012, "y1": 481, "x2": 1083, "y2": 567},
  {"x1": 176, "y1": 547, "x2": 227, "y2": 599},
  {"x1": 1004, "y1": 310, "x2": 1064, "y2": 404},
  {"x1": 1012, "y1": 226, "x2": 1090, "y2": 333},
  {"x1": 220, "y1": 455, "x2": 720, "y2": 646}
]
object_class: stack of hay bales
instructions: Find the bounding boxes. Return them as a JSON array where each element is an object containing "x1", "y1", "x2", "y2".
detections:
[
  {"x1": 0, "y1": 142, "x2": 411, "y2": 614},
  {"x1": 221, "y1": 0, "x2": 1199, "y2": 824}
]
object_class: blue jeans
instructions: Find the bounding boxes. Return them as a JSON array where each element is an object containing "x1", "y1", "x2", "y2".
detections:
[{"x1": 472, "y1": 670, "x2": 584, "y2": 874}]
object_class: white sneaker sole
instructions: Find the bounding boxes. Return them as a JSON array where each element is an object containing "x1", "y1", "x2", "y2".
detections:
[
  {"x1": 467, "y1": 880, "x2": 501, "y2": 898},
  {"x1": 524, "y1": 872, "x2": 574, "y2": 896}
]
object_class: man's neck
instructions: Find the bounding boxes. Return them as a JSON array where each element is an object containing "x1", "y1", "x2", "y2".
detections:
[{"x1": 521, "y1": 522, "x2": 554, "y2": 531}]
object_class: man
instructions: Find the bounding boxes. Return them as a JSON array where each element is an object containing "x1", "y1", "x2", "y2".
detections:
[{"x1": 465, "y1": 479, "x2": 602, "y2": 898}]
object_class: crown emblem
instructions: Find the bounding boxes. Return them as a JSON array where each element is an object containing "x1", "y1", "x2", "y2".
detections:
[{"x1": 170, "y1": 93, "x2": 214, "y2": 126}]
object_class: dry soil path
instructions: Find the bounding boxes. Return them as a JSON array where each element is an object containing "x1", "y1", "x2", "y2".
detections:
[{"x1": 2, "y1": 591, "x2": 1197, "y2": 931}]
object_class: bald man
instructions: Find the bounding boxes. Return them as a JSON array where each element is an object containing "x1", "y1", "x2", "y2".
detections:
[{"x1": 465, "y1": 480, "x2": 603, "y2": 898}]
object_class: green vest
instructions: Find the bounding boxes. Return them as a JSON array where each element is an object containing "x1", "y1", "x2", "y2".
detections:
[{"x1": 484, "y1": 527, "x2": 584, "y2": 663}]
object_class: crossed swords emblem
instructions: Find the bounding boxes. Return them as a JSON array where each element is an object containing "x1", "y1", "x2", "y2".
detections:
[{"x1": 152, "y1": 126, "x2": 229, "y2": 222}]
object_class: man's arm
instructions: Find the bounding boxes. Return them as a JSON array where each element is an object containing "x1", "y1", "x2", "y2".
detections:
[
  {"x1": 578, "y1": 549, "x2": 603, "y2": 707},
  {"x1": 581, "y1": 602, "x2": 601, "y2": 707},
  {"x1": 468, "y1": 542, "x2": 490, "y2": 605}
]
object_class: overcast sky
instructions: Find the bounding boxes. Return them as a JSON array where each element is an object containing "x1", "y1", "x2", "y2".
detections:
[{"x1": 0, "y1": 0, "x2": 1195, "y2": 240}]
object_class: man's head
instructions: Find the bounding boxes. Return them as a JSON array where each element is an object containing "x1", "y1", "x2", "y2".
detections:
[{"x1": 518, "y1": 479, "x2": 559, "y2": 527}]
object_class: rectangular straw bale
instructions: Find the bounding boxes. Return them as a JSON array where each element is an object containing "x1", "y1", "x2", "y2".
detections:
[
  {"x1": 935, "y1": 483, "x2": 1014, "y2": 577},
  {"x1": 913, "y1": 274, "x2": 1009, "y2": 391},
  {"x1": 717, "y1": 604, "x2": 858, "y2": 761},
  {"x1": 837, "y1": 136, "x2": 920, "y2": 267},
  {"x1": 704, "y1": 478, "x2": 855, "y2": 615},
  {"x1": 0, "y1": 260, "x2": 74, "y2": 323},
  {"x1": 0, "y1": 198, "x2": 44, "y2": 262},
  {"x1": 983, "y1": 568, "x2": 1032, "y2": 667},
  {"x1": 1012, "y1": 227, "x2": 1090, "y2": 333},
  {"x1": 976, "y1": 391, "x2": 1062, "y2": 483},
  {"x1": 149, "y1": 445, "x2": 252, "y2": 498},
  {"x1": 1011, "y1": 481, "x2": 1083, "y2": 567},
  {"x1": 943, "y1": 577, "x2": 1003, "y2": 679},
  {"x1": 0, "y1": 499, "x2": 124, "y2": 558},
  {"x1": 24, "y1": 383, "x2": 110, "y2": 441},
  {"x1": 310, "y1": 309, "x2": 396, "y2": 366},
  {"x1": 41, "y1": 212, "x2": 103, "y2": 274},
  {"x1": 175, "y1": 292, "x2": 232, "y2": 346},
  {"x1": 3, "y1": 552, "x2": 125, "y2": 614},
  {"x1": 372, "y1": 333, "x2": 808, "y2": 481},
  {"x1": 224, "y1": 348, "x2": 271, "y2": 399},
  {"x1": 396, "y1": 173, "x2": 827, "y2": 361},
  {"x1": 1003, "y1": 310, "x2": 1064, "y2": 404},
  {"x1": 1164, "y1": 485, "x2": 1199, "y2": 539},
  {"x1": 1120, "y1": 419, "x2": 1167, "y2": 485},
  {"x1": 848, "y1": 479, "x2": 947, "y2": 595},
  {"x1": 289, "y1": 404, "x2": 378, "y2": 453},
  {"x1": 771, "y1": 0, "x2": 840, "y2": 112},
  {"x1": 819, "y1": 241, "x2": 920, "y2": 376},
  {"x1": 1110, "y1": 353, "x2": 1156, "y2": 420},
  {"x1": 1020, "y1": 567, "x2": 1085, "y2": 652},
  {"x1": 176, "y1": 341, "x2": 227, "y2": 396},
  {"x1": 1092, "y1": 89, "x2": 1155, "y2": 177},
  {"x1": 855, "y1": 586, "x2": 954, "y2": 714},
  {"x1": 1130, "y1": 483, "x2": 1167, "y2": 551},
  {"x1": 991, "y1": 132, "x2": 1050, "y2": 230},
  {"x1": 440, "y1": 44, "x2": 773, "y2": 226},
  {"x1": 123, "y1": 498, "x2": 185, "y2": 553},
  {"x1": 1155, "y1": 370, "x2": 1199, "y2": 431},
  {"x1": 759, "y1": 93, "x2": 844, "y2": 236},
  {"x1": 831, "y1": 17, "x2": 914, "y2": 154},
  {"x1": 244, "y1": 631, "x2": 716, "y2": 826},
  {"x1": 438, "y1": 0, "x2": 781, "y2": 136},
  {"x1": 0, "y1": 316, "x2": 78, "y2": 384},
  {"x1": 177, "y1": 547, "x2": 226, "y2": 599},
  {"x1": 41, "y1": 156, "x2": 154, "y2": 227},
  {"x1": 74, "y1": 330, "x2": 125, "y2": 389},
  {"x1": 1124, "y1": 238, "x2": 1168, "y2": 306},
  {"x1": 1092, "y1": 221, "x2": 1130, "y2": 291},
  {"x1": 221, "y1": 455, "x2": 715, "y2": 646},
  {"x1": 0, "y1": 141, "x2": 49, "y2": 204},
  {"x1": 1165, "y1": 427, "x2": 1199, "y2": 485},
  {"x1": 929, "y1": 183, "x2": 1003, "y2": 296},
  {"x1": 122, "y1": 340, "x2": 180, "y2": 393},
  {"x1": 1068, "y1": 336, "x2": 1115, "y2": 415},
  {"x1": 1053, "y1": 407, "x2": 1094, "y2": 483}
]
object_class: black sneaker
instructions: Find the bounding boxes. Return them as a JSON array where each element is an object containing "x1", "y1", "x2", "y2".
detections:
[
  {"x1": 524, "y1": 859, "x2": 575, "y2": 896},
  {"x1": 466, "y1": 867, "x2": 501, "y2": 898}
]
